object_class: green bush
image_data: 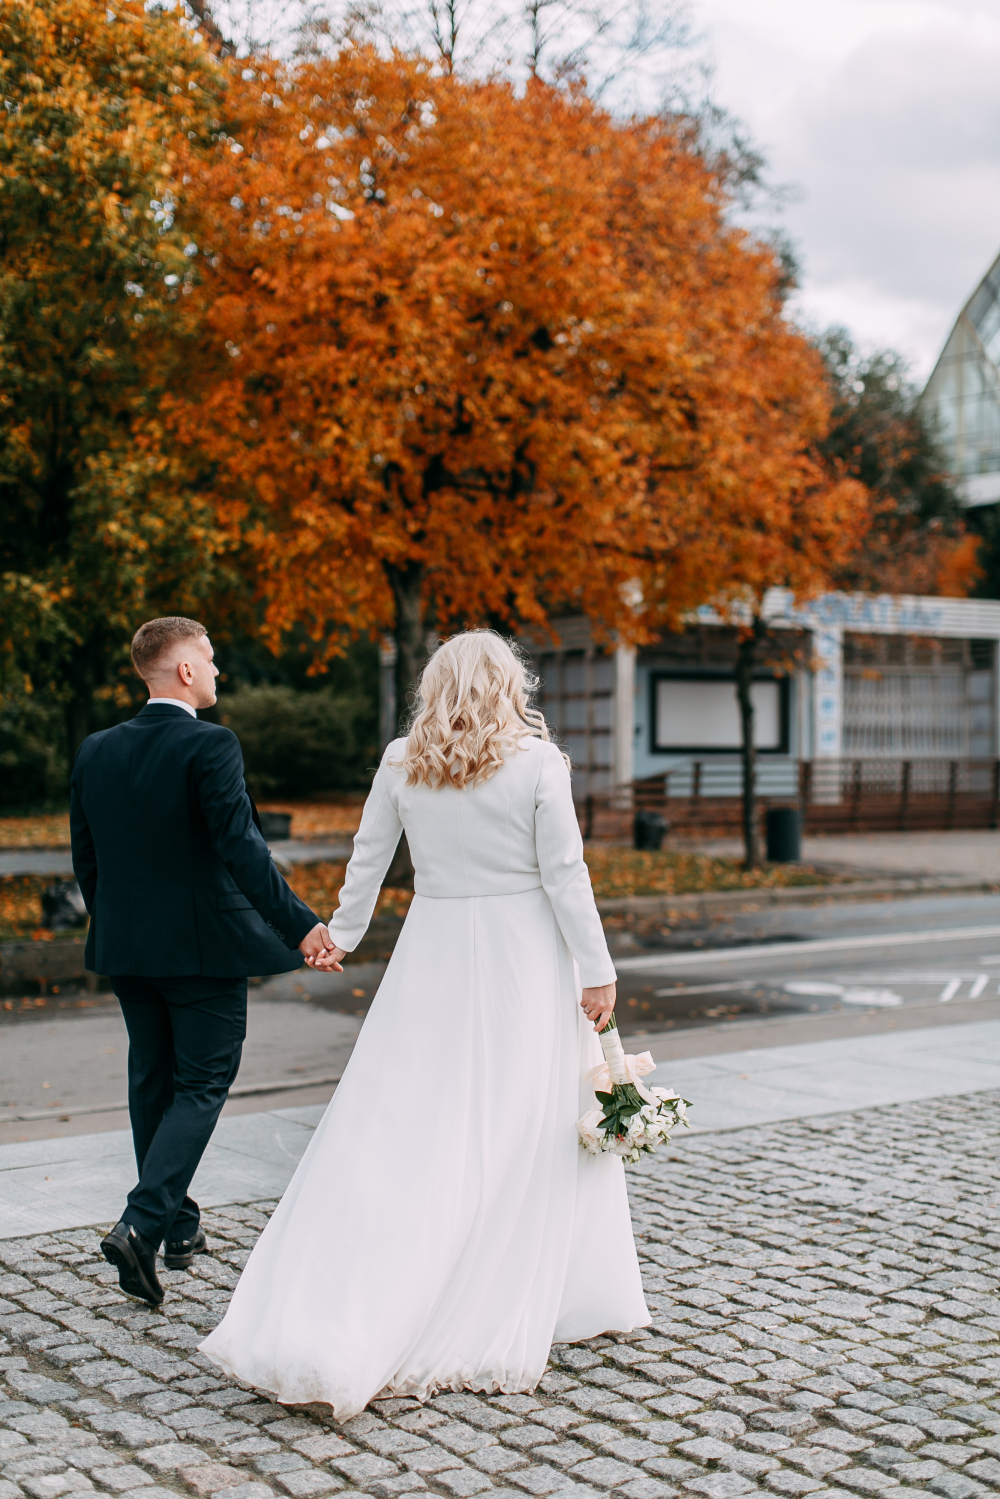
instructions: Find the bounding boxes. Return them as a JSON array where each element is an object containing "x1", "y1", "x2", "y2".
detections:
[
  {"x1": 0, "y1": 689, "x2": 68, "y2": 810},
  {"x1": 219, "y1": 684, "x2": 378, "y2": 797}
]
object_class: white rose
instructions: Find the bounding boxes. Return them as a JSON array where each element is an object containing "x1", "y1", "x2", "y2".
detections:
[{"x1": 577, "y1": 1110, "x2": 605, "y2": 1154}]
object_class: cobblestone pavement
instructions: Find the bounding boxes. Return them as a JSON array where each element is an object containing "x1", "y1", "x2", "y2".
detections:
[{"x1": 2, "y1": 1091, "x2": 999, "y2": 1499}]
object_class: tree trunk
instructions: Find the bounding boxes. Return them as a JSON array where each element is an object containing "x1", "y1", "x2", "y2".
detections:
[
  {"x1": 64, "y1": 656, "x2": 97, "y2": 786},
  {"x1": 184, "y1": 0, "x2": 231, "y2": 50},
  {"x1": 735, "y1": 618, "x2": 766, "y2": 869},
  {"x1": 384, "y1": 561, "x2": 424, "y2": 736}
]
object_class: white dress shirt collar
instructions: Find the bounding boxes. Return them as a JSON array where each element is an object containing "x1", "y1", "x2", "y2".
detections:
[{"x1": 146, "y1": 697, "x2": 197, "y2": 718}]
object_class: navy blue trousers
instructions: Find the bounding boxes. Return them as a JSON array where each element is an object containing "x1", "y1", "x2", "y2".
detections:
[{"x1": 112, "y1": 975, "x2": 247, "y2": 1248}]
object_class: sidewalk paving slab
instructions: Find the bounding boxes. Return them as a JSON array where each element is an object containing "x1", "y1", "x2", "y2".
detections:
[
  {"x1": 3, "y1": 1017, "x2": 1000, "y2": 1241},
  {"x1": 0, "y1": 1085, "x2": 997, "y2": 1499},
  {"x1": 647, "y1": 1017, "x2": 1000, "y2": 1133},
  {"x1": 0, "y1": 1109, "x2": 322, "y2": 1240}
]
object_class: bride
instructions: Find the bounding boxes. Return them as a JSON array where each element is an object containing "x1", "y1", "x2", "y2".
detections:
[{"x1": 200, "y1": 630, "x2": 648, "y2": 1415}]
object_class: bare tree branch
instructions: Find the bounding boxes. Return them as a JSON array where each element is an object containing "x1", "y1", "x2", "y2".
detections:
[
  {"x1": 294, "y1": 0, "x2": 694, "y2": 108},
  {"x1": 185, "y1": 0, "x2": 233, "y2": 52}
]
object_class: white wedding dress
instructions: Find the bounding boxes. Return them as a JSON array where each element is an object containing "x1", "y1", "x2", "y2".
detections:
[{"x1": 200, "y1": 735, "x2": 648, "y2": 1416}]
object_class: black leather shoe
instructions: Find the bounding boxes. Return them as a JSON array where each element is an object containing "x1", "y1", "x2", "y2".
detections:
[
  {"x1": 163, "y1": 1226, "x2": 208, "y2": 1270},
  {"x1": 100, "y1": 1221, "x2": 164, "y2": 1304}
]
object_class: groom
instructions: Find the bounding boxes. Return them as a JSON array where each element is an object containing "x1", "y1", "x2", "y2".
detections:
[{"x1": 71, "y1": 616, "x2": 337, "y2": 1305}]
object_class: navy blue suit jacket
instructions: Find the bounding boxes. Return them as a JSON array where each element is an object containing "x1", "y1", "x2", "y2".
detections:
[{"x1": 70, "y1": 703, "x2": 318, "y2": 978}]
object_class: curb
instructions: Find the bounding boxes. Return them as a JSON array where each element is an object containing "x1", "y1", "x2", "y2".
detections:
[
  {"x1": 596, "y1": 874, "x2": 1000, "y2": 918},
  {"x1": 0, "y1": 939, "x2": 96, "y2": 995}
]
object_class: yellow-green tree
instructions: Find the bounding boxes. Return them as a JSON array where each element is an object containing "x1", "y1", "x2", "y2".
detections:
[{"x1": 0, "y1": 0, "x2": 226, "y2": 771}]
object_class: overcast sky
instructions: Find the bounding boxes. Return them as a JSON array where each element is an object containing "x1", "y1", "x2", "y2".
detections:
[{"x1": 696, "y1": 0, "x2": 1000, "y2": 382}]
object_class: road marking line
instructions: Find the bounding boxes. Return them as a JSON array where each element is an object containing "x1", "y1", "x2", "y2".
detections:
[
  {"x1": 840, "y1": 988, "x2": 903, "y2": 1007},
  {"x1": 784, "y1": 981, "x2": 843, "y2": 996},
  {"x1": 835, "y1": 972, "x2": 979, "y2": 984},
  {"x1": 652, "y1": 981, "x2": 754, "y2": 998},
  {"x1": 782, "y1": 979, "x2": 903, "y2": 1007},
  {"x1": 970, "y1": 974, "x2": 989, "y2": 998},
  {"x1": 614, "y1": 924, "x2": 1000, "y2": 973},
  {"x1": 939, "y1": 978, "x2": 961, "y2": 1003}
]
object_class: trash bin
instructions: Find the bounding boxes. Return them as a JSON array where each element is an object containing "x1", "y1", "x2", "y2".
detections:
[
  {"x1": 634, "y1": 810, "x2": 668, "y2": 851},
  {"x1": 41, "y1": 880, "x2": 88, "y2": 931},
  {"x1": 766, "y1": 806, "x2": 801, "y2": 863},
  {"x1": 258, "y1": 811, "x2": 293, "y2": 841}
]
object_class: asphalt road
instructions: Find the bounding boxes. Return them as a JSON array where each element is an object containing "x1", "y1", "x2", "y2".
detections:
[
  {"x1": 4, "y1": 891, "x2": 1000, "y2": 1145},
  {"x1": 610, "y1": 890, "x2": 1000, "y2": 1030}
]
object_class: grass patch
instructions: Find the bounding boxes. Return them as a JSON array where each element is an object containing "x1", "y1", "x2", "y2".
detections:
[
  {"x1": 0, "y1": 813, "x2": 71, "y2": 849},
  {"x1": 257, "y1": 798, "x2": 364, "y2": 838},
  {"x1": 286, "y1": 862, "x2": 413, "y2": 923},
  {"x1": 0, "y1": 844, "x2": 842, "y2": 942},
  {"x1": 0, "y1": 876, "x2": 51, "y2": 940},
  {"x1": 1, "y1": 800, "x2": 363, "y2": 852},
  {"x1": 287, "y1": 848, "x2": 841, "y2": 924},
  {"x1": 0, "y1": 863, "x2": 408, "y2": 941},
  {"x1": 584, "y1": 846, "x2": 841, "y2": 900}
]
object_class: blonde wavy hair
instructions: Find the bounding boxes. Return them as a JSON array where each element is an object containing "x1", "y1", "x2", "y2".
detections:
[{"x1": 399, "y1": 630, "x2": 554, "y2": 789}]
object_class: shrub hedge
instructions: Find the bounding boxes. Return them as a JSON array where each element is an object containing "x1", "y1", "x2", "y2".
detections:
[{"x1": 218, "y1": 684, "x2": 378, "y2": 797}]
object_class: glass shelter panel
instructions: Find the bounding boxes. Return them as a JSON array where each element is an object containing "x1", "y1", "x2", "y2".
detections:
[
  {"x1": 535, "y1": 648, "x2": 613, "y2": 795},
  {"x1": 922, "y1": 251, "x2": 1000, "y2": 493},
  {"x1": 842, "y1": 634, "x2": 995, "y2": 758}
]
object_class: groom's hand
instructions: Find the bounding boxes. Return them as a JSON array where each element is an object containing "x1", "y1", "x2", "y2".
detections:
[{"x1": 299, "y1": 922, "x2": 342, "y2": 970}]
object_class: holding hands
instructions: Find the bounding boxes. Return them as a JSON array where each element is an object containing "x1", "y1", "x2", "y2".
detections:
[
  {"x1": 298, "y1": 923, "x2": 346, "y2": 972},
  {"x1": 310, "y1": 942, "x2": 347, "y2": 971}
]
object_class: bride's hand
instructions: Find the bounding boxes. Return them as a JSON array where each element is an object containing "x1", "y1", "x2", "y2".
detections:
[
  {"x1": 307, "y1": 944, "x2": 347, "y2": 971},
  {"x1": 581, "y1": 982, "x2": 616, "y2": 1031}
]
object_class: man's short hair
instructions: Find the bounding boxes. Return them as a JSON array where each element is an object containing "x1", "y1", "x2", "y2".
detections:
[{"x1": 131, "y1": 617, "x2": 207, "y2": 679}]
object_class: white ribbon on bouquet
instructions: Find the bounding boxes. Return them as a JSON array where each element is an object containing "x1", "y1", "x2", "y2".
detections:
[{"x1": 585, "y1": 1028, "x2": 659, "y2": 1103}]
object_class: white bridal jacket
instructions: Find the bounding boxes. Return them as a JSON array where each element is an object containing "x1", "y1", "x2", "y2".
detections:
[{"x1": 329, "y1": 734, "x2": 617, "y2": 986}]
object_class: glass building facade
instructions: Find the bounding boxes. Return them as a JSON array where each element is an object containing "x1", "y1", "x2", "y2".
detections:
[{"x1": 921, "y1": 250, "x2": 1000, "y2": 506}]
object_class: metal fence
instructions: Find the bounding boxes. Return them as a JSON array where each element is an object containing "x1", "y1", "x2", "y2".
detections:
[{"x1": 579, "y1": 758, "x2": 1000, "y2": 841}]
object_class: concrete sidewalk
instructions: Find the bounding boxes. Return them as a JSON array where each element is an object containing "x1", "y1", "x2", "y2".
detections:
[
  {"x1": 2, "y1": 1015, "x2": 999, "y2": 1240},
  {"x1": 0, "y1": 1103, "x2": 322, "y2": 1240},
  {"x1": 689, "y1": 826, "x2": 1000, "y2": 879},
  {"x1": 0, "y1": 839, "x2": 351, "y2": 878},
  {"x1": 646, "y1": 1014, "x2": 1000, "y2": 1130}
]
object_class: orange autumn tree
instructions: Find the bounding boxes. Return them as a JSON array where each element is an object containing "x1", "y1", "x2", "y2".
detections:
[{"x1": 163, "y1": 50, "x2": 865, "y2": 733}]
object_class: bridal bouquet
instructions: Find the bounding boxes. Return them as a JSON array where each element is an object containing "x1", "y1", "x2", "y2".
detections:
[{"x1": 577, "y1": 1014, "x2": 689, "y2": 1164}]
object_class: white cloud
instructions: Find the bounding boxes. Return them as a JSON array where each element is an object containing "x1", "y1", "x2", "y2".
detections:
[{"x1": 697, "y1": 0, "x2": 1000, "y2": 379}]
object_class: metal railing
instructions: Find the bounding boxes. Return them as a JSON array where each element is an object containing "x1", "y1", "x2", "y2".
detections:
[{"x1": 580, "y1": 758, "x2": 1000, "y2": 840}]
